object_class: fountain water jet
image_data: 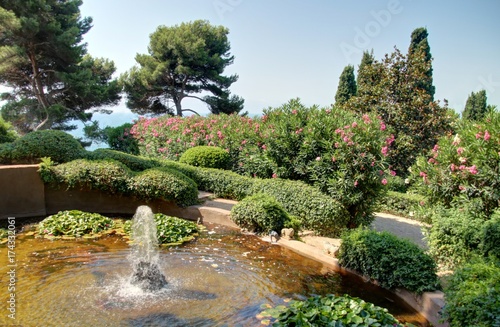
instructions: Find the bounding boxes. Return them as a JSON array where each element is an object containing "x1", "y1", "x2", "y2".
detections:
[{"x1": 129, "y1": 205, "x2": 167, "y2": 291}]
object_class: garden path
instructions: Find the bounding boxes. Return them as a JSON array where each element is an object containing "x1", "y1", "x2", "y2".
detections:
[{"x1": 372, "y1": 212, "x2": 429, "y2": 249}]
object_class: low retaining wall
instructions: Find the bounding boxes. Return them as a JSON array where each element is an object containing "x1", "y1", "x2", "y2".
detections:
[{"x1": 0, "y1": 164, "x2": 447, "y2": 326}]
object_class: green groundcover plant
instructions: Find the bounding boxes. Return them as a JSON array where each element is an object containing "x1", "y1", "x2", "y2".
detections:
[
  {"x1": 38, "y1": 210, "x2": 114, "y2": 238},
  {"x1": 258, "y1": 294, "x2": 410, "y2": 327}
]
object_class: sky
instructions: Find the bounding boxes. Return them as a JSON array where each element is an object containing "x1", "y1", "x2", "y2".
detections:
[{"x1": 63, "y1": 0, "x2": 500, "y2": 134}]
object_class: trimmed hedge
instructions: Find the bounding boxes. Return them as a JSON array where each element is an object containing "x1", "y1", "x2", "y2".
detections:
[
  {"x1": 231, "y1": 193, "x2": 290, "y2": 233},
  {"x1": 40, "y1": 159, "x2": 199, "y2": 207},
  {"x1": 6, "y1": 130, "x2": 84, "y2": 164},
  {"x1": 376, "y1": 191, "x2": 431, "y2": 224},
  {"x1": 443, "y1": 259, "x2": 500, "y2": 327},
  {"x1": 338, "y1": 228, "x2": 440, "y2": 294},
  {"x1": 86, "y1": 148, "x2": 158, "y2": 171},
  {"x1": 252, "y1": 178, "x2": 349, "y2": 237},
  {"x1": 179, "y1": 146, "x2": 230, "y2": 169}
]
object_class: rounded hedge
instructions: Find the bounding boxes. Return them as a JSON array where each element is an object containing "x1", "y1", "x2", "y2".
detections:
[
  {"x1": 230, "y1": 193, "x2": 290, "y2": 233},
  {"x1": 10, "y1": 130, "x2": 85, "y2": 164},
  {"x1": 179, "y1": 146, "x2": 230, "y2": 169}
]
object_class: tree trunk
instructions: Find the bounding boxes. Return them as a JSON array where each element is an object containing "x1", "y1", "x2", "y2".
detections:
[
  {"x1": 174, "y1": 97, "x2": 183, "y2": 117},
  {"x1": 28, "y1": 48, "x2": 51, "y2": 130}
]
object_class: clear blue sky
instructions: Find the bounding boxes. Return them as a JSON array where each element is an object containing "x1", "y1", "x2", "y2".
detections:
[{"x1": 77, "y1": 0, "x2": 500, "y2": 130}]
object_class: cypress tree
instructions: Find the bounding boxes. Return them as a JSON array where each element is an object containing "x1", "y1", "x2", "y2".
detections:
[
  {"x1": 335, "y1": 65, "x2": 357, "y2": 106},
  {"x1": 408, "y1": 27, "x2": 435, "y2": 100},
  {"x1": 463, "y1": 90, "x2": 488, "y2": 121}
]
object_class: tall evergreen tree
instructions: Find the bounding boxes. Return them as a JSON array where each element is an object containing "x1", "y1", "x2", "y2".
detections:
[
  {"x1": 0, "y1": 0, "x2": 121, "y2": 133},
  {"x1": 335, "y1": 65, "x2": 357, "y2": 106},
  {"x1": 356, "y1": 50, "x2": 375, "y2": 96},
  {"x1": 121, "y1": 20, "x2": 243, "y2": 116},
  {"x1": 463, "y1": 90, "x2": 488, "y2": 121},
  {"x1": 408, "y1": 27, "x2": 435, "y2": 100}
]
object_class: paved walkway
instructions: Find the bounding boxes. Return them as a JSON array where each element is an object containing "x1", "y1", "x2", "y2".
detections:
[{"x1": 372, "y1": 212, "x2": 430, "y2": 249}]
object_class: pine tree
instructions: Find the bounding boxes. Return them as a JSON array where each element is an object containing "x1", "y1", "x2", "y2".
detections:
[
  {"x1": 463, "y1": 90, "x2": 488, "y2": 121},
  {"x1": 408, "y1": 27, "x2": 435, "y2": 100},
  {"x1": 335, "y1": 65, "x2": 357, "y2": 106}
]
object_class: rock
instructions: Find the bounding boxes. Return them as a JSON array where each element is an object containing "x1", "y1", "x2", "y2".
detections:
[
  {"x1": 323, "y1": 241, "x2": 339, "y2": 257},
  {"x1": 281, "y1": 228, "x2": 294, "y2": 240}
]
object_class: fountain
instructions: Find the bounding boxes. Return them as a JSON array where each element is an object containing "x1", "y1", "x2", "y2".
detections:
[{"x1": 128, "y1": 205, "x2": 167, "y2": 291}]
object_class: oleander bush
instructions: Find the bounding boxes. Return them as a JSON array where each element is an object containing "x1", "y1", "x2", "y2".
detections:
[
  {"x1": 252, "y1": 178, "x2": 349, "y2": 237},
  {"x1": 124, "y1": 213, "x2": 199, "y2": 245},
  {"x1": 338, "y1": 228, "x2": 440, "y2": 293},
  {"x1": 8, "y1": 130, "x2": 85, "y2": 164},
  {"x1": 129, "y1": 167, "x2": 198, "y2": 207},
  {"x1": 38, "y1": 210, "x2": 114, "y2": 237},
  {"x1": 481, "y1": 212, "x2": 500, "y2": 259},
  {"x1": 179, "y1": 145, "x2": 230, "y2": 169},
  {"x1": 258, "y1": 294, "x2": 405, "y2": 327},
  {"x1": 410, "y1": 110, "x2": 500, "y2": 216},
  {"x1": 376, "y1": 191, "x2": 431, "y2": 223},
  {"x1": 230, "y1": 193, "x2": 290, "y2": 233},
  {"x1": 443, "y1": 259, "x2": 500, "y2": 327}
]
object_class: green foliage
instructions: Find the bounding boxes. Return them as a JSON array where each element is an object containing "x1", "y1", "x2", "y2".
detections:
[
  {"x1": 259, "y1": 294, "x2": 404, "y2": 327},
  {"x1": 0, "y1": 2, "x2": 120, "y2": 132},
  {"x1": 0, "y1": 116, "x2": 17, "y2": 143},
  {"x1": 481, "y1": 211, "x2": 500, "y2": 259},
  {"x1": 252, "y1": 178, "x2": 348, "y2": 237},
  {"x1": 230, "y1": 193, "x2": 290, "y2": 233},
  {"x1": 9, "y1": 130, "x2": 85, "y2": 164},
  {"x1": 179, "y1": 146, "x2": 230, "y2": 169},
  {"x1": 338, "y1": 228, "x2": 440, "y2": 293},
  {"x1": 376, "y1": 191, "x2": 431, "y2": 223},
  {"x1": 334, "y1": 65, "x2": 357, "y2": 106},
  {"x1": 121, "y1": 20, "x2": 242, "y2": 116},
  {"x1": 37, "y1": 210, "x2": 114, "y2": 237},
  {"x1": 463, "y1": 90, "x2": 488, "y2": 121},
  {"x1": 0, "y1": 228, "x2": 7, "y2": 239},
  {"x1": 129, "y1": 167, "x2": 199, "y2": 207},
  {"x1": 40, "y1": 159, "x2": 199, "y2": 207},
  {"x1": 86, "y1": 148, "x2": 158, "y2": 171},
  {"x1": 124, "y1": 213, "x2": 199, "y2": 245},
  {"x1": 408, "y1": 27, "x2": 434, "y2": 100},
  {"x1": 410, "y1": 110, "x2": 500, "y2": 216},
  {"x1": 84, "y1": 122, "x2": 139, "y2": 154},
  {"x1": 443, "y1": 259, "x2": 500, "y2": 327},
  {"x1": 0, "y1": 142, "x2": 14, "y2": 164}
]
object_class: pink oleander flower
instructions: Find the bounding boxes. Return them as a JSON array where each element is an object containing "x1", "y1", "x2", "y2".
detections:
[
  {"x1": 343, "y1": 136, "x2": 349, "y2": 143},
  {"x1": 428, "y1": 158, "x2": 436, "y2": 164},
  {"x1": 272, "y1": 173, "x2": 277, "y2": 179},
  {"x1": 354, "y1": 180, "x2": 359, "y2": 187},
  {"x1": 362, "y1": 114, "x2": 371, "y2": 124},
  {"x1": 432, "y1": 144, "x2": 439, "y2": 152},
  {"x1": 459, "y1": 157, "x2": 467, "y2": 164},
  {"x1": 457, "y1": 147, "x2": 464, "y2": 155},
  {"x1": 386, "y1": 134, "x2": 395, "y2": 146},
  {"x1": 352, "y1": 122, "x2": 358, "y2": 128},
  {"x1": 335, "y1": 142, "x2": 340, "y2": 148},
  {"x1": 390, "y1": 170, "x2": 397, "y2": 176},
  {"x1": 381, "y1": 178, "x2": 388, "y2": 185},
  {"x1": 419, "y1": 171, "x2": 427, "y2": 178},
  {"x1": 468, "y1": 165, "x2": 478, "y2": 175},
  {"x1": 292, "y1": 110, "x2": 298, "y2": 115},
  {"x1": 475, "y1": 132, "x2": 483, "y2": 139},
  {"x1": 459, "y1": 185, "x2": 466, "y2": 191},
  {"x1": 380, "y1": 122, "x2": 386, "y2": 131},
  {"x1": 262, "y1": 144, "x2": 267, "y2": 150},
  {"x1": 484, "y1": 130, "x2": 491, "y2": 141},
  {"x1": 315, "y1": 156, "x2": 321, "y2": 161},
  {"x1": 450, "y1": 164, "x2": 457, "y2": 171},
  {"x1": 381, "y1": 146, "x2": 388, "y2": 156}
]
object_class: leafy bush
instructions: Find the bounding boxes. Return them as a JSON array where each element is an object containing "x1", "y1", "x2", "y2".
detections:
[
  {"x1": 0, "y1": 116, "x2": 17, "y2": 144},
  {"x1": 230, "y1": 193, "x2": 290, "y2": 233},
  {"x1": 86, "y1": 148, "x2": 158, "y2": 171},
  {"x1": 129, "y1": 167, "x2": 198, "y2": 207},
  {"x1": 9, "y1": 130, "x2": 85, "y2": 164},
  {"x1": 426, "y1": 204, "x2": 486, "y2": 270},
  {"x1": 376, "y1": 191, "x2": 431, "y2": 223},
  {"x1": 124, "y1": 213, "x2": 199, "y2": 245},
  {"x1": 252, "y1": 178, "x2": 348, "y2": 237},
  {"x1": 0, "y1": 142, "x2": 14, "y2": 164},
  {"x1": 443, "y1": 259, "x2": 500, "y2": 327},
  {"x1": 104, "y1": 123, "x2": 139, "y2": 154},
  {"x1": 338, "y1": 228, "x2": 440, "y2": 293},
  {"x1": 179, "y1": 145, "x2": 230, "y2": 169},
  {"x1": 38, "y1": 210, "x2": 114, "y2": 237},
  {"x1": 410, "y1": 111, "x2": 500, "y2": 216},
  {"x1": 481, "y1": 211, "x2": 500, "y2": 259},
  {"x1": 258, "y1": 294, "x2": 405, "y2": 327}
]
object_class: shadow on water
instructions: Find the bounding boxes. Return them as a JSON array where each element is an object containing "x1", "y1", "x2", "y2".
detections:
[{"x1": 122, "y1": 312, "x2": 217, "y2": 327}]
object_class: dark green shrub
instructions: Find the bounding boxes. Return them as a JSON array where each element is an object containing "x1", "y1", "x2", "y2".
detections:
[
  {"x1": 0, "y1": 142, "x2": 14, "y2": 164},
  {"x1": 129, "y1": 167, "x2": 198, "y2": 207},
  {"x1": 38, "y1": 210, "x2": 114, "y2": 237},
  {"x1": 231, "y1": 193, "x2": 290, "y2": 233},
  {"x1": 86, "y1": 148, "x2": 158, "y2": 171},
  {"x1": 385, "y1": 175, "x2": 409, "y2": 193},
  {"x1": 41, "y1": 159, "x2": 132, "y2": 194},
  {"x1": 179, "y1": 146, "x2": 230, "y2": 169},
  {"x1": 123, "y1": 213, "x2": 199, "y2": 245},
  {"x1": 259, "y1": 294, "x2": 404, "y2": 327},
  {"x1": 338, "y1": 228, "x2": 440, "y2": 293},
  {"x1": 376, "y1": 191, "x2": 431, "y2": 223},
  {"x1": 481, "y1": 212, "x2": 500, "y2": 259},
  {"x1": 426, "y1": 204, "x2": 485, "y2": 270},
  {"x1": 443, "y1": 259, "x2": 500, "y2": 327},
  {"x1": 0, "y1": 116, "x2": 17, "y2": 144},
  {"x1": 104, "y1": 123, "x2": 139, "y2": 154},
  {"x1": 11, "y1": 130, "x2": 85, "y2": 164},
  {"x1": 252, "y1": 178, "x2": 349, "y2": 237},
  {"x1": 194, "y1": 167, "x2": 254, "y2": 200}
]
